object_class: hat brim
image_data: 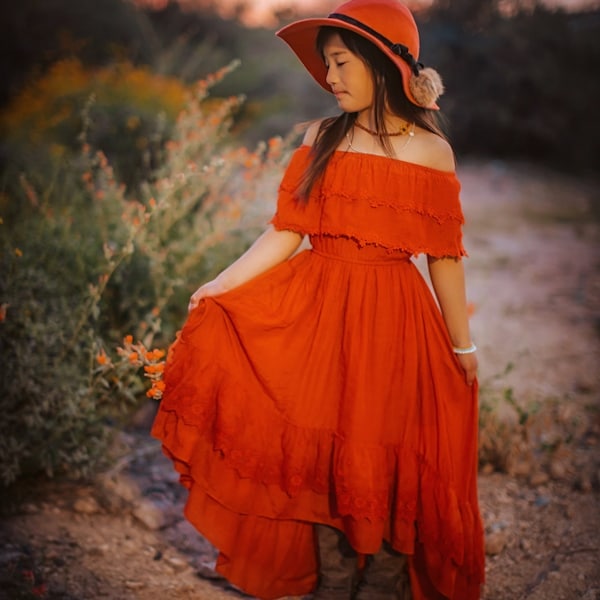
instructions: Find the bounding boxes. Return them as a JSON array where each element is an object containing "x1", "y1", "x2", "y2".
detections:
[{"x1": 277, "y1": 17, "x2": 438, "y2": 110}]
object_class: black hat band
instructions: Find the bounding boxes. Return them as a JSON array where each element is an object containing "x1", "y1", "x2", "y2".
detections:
[{"x1": 328, "y1": 12, "x2": 423, "y2": 76}]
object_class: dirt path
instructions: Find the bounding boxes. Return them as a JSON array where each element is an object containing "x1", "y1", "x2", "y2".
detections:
[{"x1": 1, "y1": 161, "x2": 599, "y2": 599}]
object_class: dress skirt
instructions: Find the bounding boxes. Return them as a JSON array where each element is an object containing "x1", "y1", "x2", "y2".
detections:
[{"x1": 152, "y1": 233, "x2": 484, "y2": 600}]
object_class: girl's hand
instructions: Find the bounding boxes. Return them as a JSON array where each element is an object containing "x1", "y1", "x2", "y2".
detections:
[
  {"x1": 188, "y1": 277, "x2": 228, "y2": 312},
  {"x1": 457, "y1": 352, "x2": 478, "y2": 386}
]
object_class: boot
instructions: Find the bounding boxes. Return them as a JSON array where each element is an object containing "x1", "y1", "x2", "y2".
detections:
[
  {"x1": 312, "y1": 525, "x2": 357, "y2": 599},
  {"x1": 354, "y1": 542, "x2": 412, "y2": 600}
]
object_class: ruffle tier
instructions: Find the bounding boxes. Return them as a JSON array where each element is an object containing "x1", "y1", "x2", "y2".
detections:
[
  {"x1": 271, "y1": 146, "x2": 466, "y2": 258},
  {"x1": 152, "y1": 240, "x2": 484, "y2": 600}
]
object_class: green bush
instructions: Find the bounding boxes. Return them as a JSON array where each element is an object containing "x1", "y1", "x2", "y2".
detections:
[
  {"x1": 0, "y1": 58, "x2": 190, "y2": 191},
  {"x1": 0, "y1": 63, "x2": 292, "y2": 486}
]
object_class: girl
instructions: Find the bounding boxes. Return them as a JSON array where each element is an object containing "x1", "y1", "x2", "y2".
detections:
[{"x1": 152, "y1": 1, "x2": 485, "y2": 598}]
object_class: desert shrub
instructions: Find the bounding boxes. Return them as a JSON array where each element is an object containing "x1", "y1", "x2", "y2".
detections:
[
  {"x1": 0, "y1": 58, "x2": 190, "y2": 190},
  {"x1": 478, "y1": 362, "x2": 592, "y2": 480},
  {"x1": 0, "y1": 62, "x2": 292, "y2": 486}
]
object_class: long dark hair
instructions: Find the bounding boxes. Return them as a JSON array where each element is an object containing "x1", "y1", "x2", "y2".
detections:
[{"x1": 297, "y1": 26, "x2": 447, "y2": 200}]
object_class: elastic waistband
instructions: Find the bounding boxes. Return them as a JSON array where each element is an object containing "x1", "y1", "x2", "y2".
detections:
[{"x1": 311, "y1": 248, "x2": 412, "y2": 266}]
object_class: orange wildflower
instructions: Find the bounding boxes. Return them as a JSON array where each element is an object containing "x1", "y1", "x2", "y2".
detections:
[
  {"x1": 96, "y1": 351, "x2": 108, "y2": 365},
  {"x1": 146, "y1": 379, "x2": 166, "y2": 399},
  {"x1": 128, "y1": 352, "x2": 139, "y2": 363},
  {"x1": 144, "y1": 364, "x2": 162, "y2": 374},
  {"x1": 124, "y1": 335, "x2": 133, "y2": 345}
]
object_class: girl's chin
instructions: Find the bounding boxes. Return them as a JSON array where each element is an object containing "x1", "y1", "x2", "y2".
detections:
[{"x1": 336, "y1": 98, "x2": 370, "y2": 113}]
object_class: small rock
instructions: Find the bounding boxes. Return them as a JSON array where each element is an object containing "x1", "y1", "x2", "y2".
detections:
[
  {"x1": 489, "y1": 520, "x2": 509, "y2": 533},
  {"x1": 87, "y1": 544, "x2": 110, "y2": 557},
  {"x1": 125, "y1": 580, "x2": 145, "y2": 590},
  {"x1": 564, "y1": 503, "x2": 577, "y2": 519},
  {"x1": 549, "y1": 460, "x2": 568, "y2": 480},
  {"x1": 197, "y1": 560, "x2": 224, "y2": 581},
  {"x1": 529, "y1": 471, "x2": 549, "y2": 487},
  {"x1": 132, "y1": 497, "x2": 177, "y2": 530},
  {"x1": 548, "y1": 570, "x2": 561, "y2": 579},
  {"x1": 520, "y1": 538, "x2": 532, "y2": 553},
  {"x1": 485, "y1": 530, "x2": 507, "y2": 556},
  {"x1": 511, "y1": 460, "x2": 534, "y2": 478},
  {"x1": 534, "y1": 495, "x2": 550, "y2": 508},
  {"x1": 165, "y1": 556, "x2": 188, "y2": 572},
  {"x1": 481, "y1": 463, "x2": 495, "y2": 475},
  {"x1": 73, "y1": 497, "x2": 101, "y2": 515},
  {"x1": 95, "y1": 473, "x2": 142, "y2": 511},
  {"x1": 577, "y1": 474, "x2": 593, "y2": 493}
]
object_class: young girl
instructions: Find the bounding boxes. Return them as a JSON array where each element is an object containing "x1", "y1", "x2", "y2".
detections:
[{"x1": 151, "y1": 1, "x2": 485, "y2": 598}]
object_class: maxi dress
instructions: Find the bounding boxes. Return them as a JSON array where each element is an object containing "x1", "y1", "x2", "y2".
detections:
[{"x1": 151, "y1": 145, "x2": 486, "y2": 600}]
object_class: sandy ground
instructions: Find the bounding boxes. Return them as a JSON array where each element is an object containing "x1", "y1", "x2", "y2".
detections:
[{"x1": 1, "y1": 160, "x2": 599, "y2": 599}]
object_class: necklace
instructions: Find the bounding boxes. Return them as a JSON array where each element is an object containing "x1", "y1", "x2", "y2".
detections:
[
  {"x1": 345, "y1": 124, "x2": 415, "y2": 153},
  {"x1": 354, "y1": 120, "x2": 413, "y2": 137},
  {"x1": 345, "y1": 130, "x2": 358, "y2": 152}
]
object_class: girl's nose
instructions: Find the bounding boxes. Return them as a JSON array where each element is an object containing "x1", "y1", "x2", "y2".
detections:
[{"x1": 325, "y1": 65, "x2": 338, "y2": 86}]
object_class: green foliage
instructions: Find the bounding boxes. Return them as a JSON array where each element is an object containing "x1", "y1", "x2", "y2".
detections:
[
  {"x1": 0, "y1": 63, "x2": 291, "y2": 486},
  {"x1": 0, "y1": 59, "x2": 189, "y2": 190}
]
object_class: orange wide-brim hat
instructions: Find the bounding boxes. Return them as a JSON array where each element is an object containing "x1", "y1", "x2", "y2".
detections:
[{"x1": 277, "y1": 0, "x2": 443, "y2": 110}]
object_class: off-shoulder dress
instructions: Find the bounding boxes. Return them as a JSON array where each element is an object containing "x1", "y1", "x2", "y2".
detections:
[{"x1": 152, "y1": 145, "x2": 485, "y2": 600}]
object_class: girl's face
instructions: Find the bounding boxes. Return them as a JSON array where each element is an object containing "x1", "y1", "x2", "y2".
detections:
[{"x1": 322, "y1": 33, "x2": 375, "y2": 115}]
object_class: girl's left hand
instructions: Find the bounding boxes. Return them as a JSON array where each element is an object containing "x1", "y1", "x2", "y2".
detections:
[{"x1": 457, "y1": 352, "x2": 478, "y2": 386}]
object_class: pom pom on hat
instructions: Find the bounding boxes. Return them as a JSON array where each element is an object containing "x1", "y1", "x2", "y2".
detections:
[{"x1": 408, "y1": 68, "x2": 444, "y2": 109}]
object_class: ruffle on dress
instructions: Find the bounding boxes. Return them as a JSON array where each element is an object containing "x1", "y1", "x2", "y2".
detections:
[{"x1": 271, "y1": 146, "x2": 466, "y2": 258}]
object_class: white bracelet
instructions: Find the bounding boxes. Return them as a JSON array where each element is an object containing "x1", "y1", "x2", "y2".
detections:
[{"x1": 453, "y1": 343, "x2": 477, "y2": 354}]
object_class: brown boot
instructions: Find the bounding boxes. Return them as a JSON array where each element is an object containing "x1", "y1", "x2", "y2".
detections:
[
  {"x1": 312, "y1": 525, "x2": 357, "y2": 599},
  {"x1": 354, "y1": 542, "x2": 412, "y2": 600}
]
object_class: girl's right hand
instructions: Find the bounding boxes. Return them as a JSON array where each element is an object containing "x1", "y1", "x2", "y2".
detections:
[{"x1": 188, "y1": 277, "x2": 228, "y2": 312}]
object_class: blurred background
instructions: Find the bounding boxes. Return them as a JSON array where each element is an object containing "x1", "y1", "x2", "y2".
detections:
[{"x1": 2, "y1": 0, "x2": 599, "y2": 177}]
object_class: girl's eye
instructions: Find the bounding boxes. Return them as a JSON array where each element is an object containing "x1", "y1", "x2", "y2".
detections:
[{"x1": 336, "y1": 62, "x2": 347, "y2": 67}]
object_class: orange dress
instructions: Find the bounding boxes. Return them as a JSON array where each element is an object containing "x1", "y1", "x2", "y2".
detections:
[{"x1": 151, "y1": 146, "x2": 485, "y2": 600}]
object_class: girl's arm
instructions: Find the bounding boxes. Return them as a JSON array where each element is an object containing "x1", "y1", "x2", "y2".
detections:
[
  {"x1": 427, "y1": 255, "x2": 478, "y2": 385},
  {"x1": 188, "y1": 225, "x2": 304, "y2": 310}
]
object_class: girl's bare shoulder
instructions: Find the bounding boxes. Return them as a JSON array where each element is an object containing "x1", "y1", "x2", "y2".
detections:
[
  {"x1": 400, "y1": 128, "x2": 456, "y2": 172},
  {"x1": 300, "y1": 119, "x2": 326, "y2": 147}
]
